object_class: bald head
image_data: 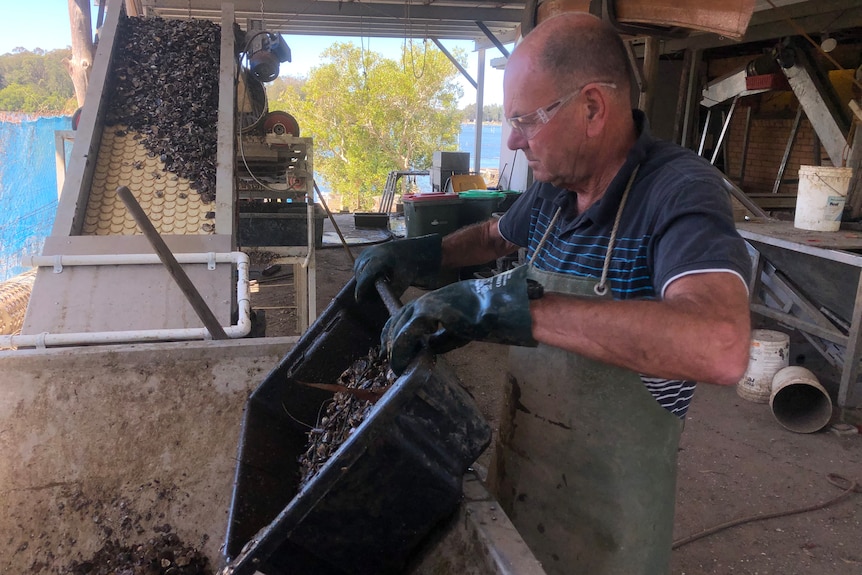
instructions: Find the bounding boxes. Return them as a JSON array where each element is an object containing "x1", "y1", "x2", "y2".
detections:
[
  {"x1": 512, "y1": 13, "x2": 632, "y2": 96},
  {"x1": 503, "y1": 12, "x2": 638, "y2": 194}
]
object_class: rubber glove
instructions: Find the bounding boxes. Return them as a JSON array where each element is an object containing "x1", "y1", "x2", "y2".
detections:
[
  {"x1": 353, "y1": 234, "x2": 443, "y2": 301},
  {"x1": 382, "y1": 265, "x2": 540, "y2": 375}
]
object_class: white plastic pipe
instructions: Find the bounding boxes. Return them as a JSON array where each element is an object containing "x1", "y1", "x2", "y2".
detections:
[{"x1": 2, "y1": 252, "x2": 250, "y2": 349}]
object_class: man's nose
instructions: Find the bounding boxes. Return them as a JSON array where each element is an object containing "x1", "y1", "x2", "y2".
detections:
[{"x1": 507, "y1": 127, "x2": 527, "y2": 151}]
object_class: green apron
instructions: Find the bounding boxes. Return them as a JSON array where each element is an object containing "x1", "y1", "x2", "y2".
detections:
[{"x1": 490, "y1": 178, "x2": 683, "y2": 574}]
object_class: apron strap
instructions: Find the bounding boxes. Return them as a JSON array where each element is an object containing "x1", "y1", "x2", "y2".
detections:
[
  {"x1": 528, "y1": 165, "x2": 641, "y2": 296},
  {"x1": 528, "y1": 209, "x2": 562, "y2": 267},
  {"x1": 595, "y1": 165, "x2": 640, "y2": 296}
]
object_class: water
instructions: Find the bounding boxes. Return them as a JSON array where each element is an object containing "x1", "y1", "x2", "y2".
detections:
[{"x1": 458, "y1": 122, "x2": 502, "y2": 170}]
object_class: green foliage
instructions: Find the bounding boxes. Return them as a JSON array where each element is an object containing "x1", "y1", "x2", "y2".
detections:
[
  {"x1": 0, "y1": 83, "x2": 68, "y2": 112},
  {"x1": 267, "y1": 42, "x2": 464, "y2": 211},
  {"x1": 460, "y1": 102, "x2": 503, "y2": 123},
  {"x1": 0, "y1": 49, "x2": 76, "y2": 113}
]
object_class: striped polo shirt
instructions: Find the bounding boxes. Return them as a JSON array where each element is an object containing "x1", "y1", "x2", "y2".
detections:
[{"x1": 498, "y1": 111, "x2": 750, "y2": 418}]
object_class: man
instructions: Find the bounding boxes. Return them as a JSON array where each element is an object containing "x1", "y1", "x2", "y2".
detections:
[{"x1": 355, "y1": 12, "x2": 751, "y2": 575}]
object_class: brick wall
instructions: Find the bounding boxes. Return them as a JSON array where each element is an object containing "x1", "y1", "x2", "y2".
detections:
[
  {"x1": 704, "y1": 44, "x2": 860, "y2": 203},
  {"x1": 723, "y1": 111, "x2": 826, "y2": 196},
  {"x1": 705, "y1": 55, "x2": 862, "y2": 200}
]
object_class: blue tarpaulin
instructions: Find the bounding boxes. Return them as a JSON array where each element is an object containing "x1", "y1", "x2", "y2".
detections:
[{"x1": 0, "y1": 114, "x2": 71, "y2": 282}]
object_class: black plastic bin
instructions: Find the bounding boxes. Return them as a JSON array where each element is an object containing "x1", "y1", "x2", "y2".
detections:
[
  {"x1": 222, "y1": 278, "x2": 491, "y2": 575},
  {"x1": 238, "y1": 201, "x2": 325, "y2": 248},
  {"x1": 402, "y1": 193, "x2": 462, "y2": 238},
  {"x1": 353, "y1": 212, "x2": 390, "y2": 229}
]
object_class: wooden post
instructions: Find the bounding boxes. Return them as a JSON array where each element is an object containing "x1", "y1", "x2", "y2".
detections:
[
  {"x1": 847, "y1": 121, "x2": 862, "y2": 218},
  {"x1": 672, "y1": 49, "x2": 693, "y2": 146},
  {"x1": 680, "y1": 49, "x2": 702, "y2": 150},
  {"x1": 638, "y1": 37, "x2": 660, "y2": 123}
]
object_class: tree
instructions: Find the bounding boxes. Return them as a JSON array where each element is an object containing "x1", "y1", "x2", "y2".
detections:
[
  {"x1": 267, "y1": 42, "x2": 464, "y2": 211},
  {"x1": 484, "y1": 103, "x2": 503, "y2": 123},
  {"x1": 2, "y1": 50, "x2": 72, "y2": 93},
  {"x1": 460, "y1": 102, "x2": 503, "y2": 123},
  {"x1": 66, "y1": 0, "x2": 95, "y2": 107},
  {"x1": 0, "y1": 49, "x2": 76, "y2": 113},
  {"x1": 461, "y1": 102, "x2": 476, "y2": 122},
  {"x1": 0, "y1": 83, "x2": 69, "y2": 112}
]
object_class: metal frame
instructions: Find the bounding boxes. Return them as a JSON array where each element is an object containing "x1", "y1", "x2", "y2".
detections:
[
  {"x1": 738, "y1": 220, "x2": 862, "y2": 407},
  {"x1": 738, "y1": 106, "x2": 752, "y2": 185},
  {"x1": 239, "y1": 137, "x2": 318, "y2": 333},
  {"x1": 143, "y1": 0, "x2": 525, "y2": 42},
  {"x1": 710, "y1": 95, "x2": 739, "y2": 166},
  {"x1": 770, "y1": 106, "x2": 803, "y2": 195}
]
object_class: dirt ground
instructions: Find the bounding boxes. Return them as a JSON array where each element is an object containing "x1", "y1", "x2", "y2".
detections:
[{"x1": 248, "y1": 228, "x2": 862, "y2": 575}]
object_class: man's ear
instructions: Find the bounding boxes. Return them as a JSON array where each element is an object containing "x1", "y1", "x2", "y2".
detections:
[{"x1": 583, "y1": 87, "x2": 606, "y2": 137}]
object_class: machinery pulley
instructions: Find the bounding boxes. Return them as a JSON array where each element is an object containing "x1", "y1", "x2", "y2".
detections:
[{"x1": 263, "y1": 111, "x2": 300, "y2": 137}]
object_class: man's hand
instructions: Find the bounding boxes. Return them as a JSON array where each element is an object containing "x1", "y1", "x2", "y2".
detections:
[
  {"x1": 353, "y1": 234, "x2": 443, "y2": 301},
  {"x1": 382, "y1": 265, "x2": 539, "y2": 374}
]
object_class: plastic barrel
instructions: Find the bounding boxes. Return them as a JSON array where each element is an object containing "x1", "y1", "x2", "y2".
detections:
[
  {"x1": 402, "y1": 193, "x2": 463, "y2": 238},
  {"x1": 770, "y1": 366, "x2": 833, "y2": 433},
  {"x1": 737, "y1": 329, "x2": 790, "y2": 403},
  {"x1": 794, "y1": 166, "x2": 853, "y2": 232}
]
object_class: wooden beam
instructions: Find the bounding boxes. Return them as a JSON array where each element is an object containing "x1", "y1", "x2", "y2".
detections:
[
  {"x1": 638, "y1": 37, "x2": 660, "y2": 121},
  {"x1": 664, "y1": 0, "x2": 862, "y2": 53}
]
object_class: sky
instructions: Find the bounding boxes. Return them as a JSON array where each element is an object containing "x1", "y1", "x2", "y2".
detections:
[{"x1": 0, "y1": 0, "x2": 508, "y2": 107}]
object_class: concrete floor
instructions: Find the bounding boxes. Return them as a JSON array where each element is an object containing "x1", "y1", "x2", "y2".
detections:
[{"x1": 672, "y1": 379, "x2": 862, "y2": 574}]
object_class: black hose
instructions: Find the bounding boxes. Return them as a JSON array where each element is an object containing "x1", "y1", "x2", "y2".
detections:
[{"x1": 673, "y1": 473, "x2": 859, "y2": 549}]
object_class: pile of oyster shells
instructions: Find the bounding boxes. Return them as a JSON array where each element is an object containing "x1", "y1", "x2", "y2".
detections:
[
  {"x1": 65, "y1": 532, "x2": 210, "y2": 575},
  {"x1": 105, "y1": 16, "x2": 221, "y2": 203},
  {"x1": 297, "y1": 350, "x2": 395, "y2": 487}
]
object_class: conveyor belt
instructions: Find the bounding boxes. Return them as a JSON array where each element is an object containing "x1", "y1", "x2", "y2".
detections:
[{"x1": 83, "y1": 125, "x2": 216, "y2": 236}]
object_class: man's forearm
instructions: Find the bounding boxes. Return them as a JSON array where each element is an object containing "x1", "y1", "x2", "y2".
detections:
[
  {"x1": 441, "y1": 220, "x2": 519, "y2": 269},
  {"x1": 529, "y1": 273, "x2": 751, "y2": 386}
]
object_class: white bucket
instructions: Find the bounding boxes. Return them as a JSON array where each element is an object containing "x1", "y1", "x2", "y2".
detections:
[
  {"x1": 770, "y1": 366, "x2": 833, "y2": 433},
  {"x1": 794, "y1": 166, "x2": 853, "y2": 232},
  {"x1": 737, "y1": 329, "x2": 790, "y2": 403}
]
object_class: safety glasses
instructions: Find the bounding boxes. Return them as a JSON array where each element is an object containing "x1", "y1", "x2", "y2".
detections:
[{"x1": 506, "y1": 82, "x2": 617, "y2": 140}]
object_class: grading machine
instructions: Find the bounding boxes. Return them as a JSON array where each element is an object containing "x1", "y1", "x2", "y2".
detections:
[{"x1": 15, "y1": 1, "x2": 319, "y2": 346}]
